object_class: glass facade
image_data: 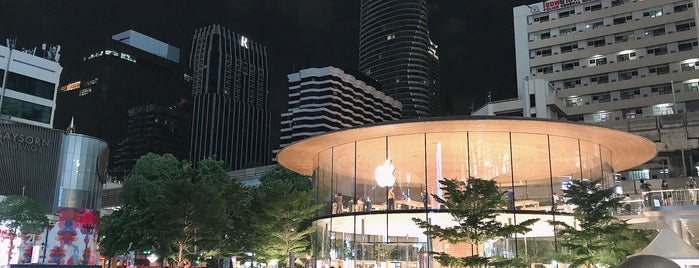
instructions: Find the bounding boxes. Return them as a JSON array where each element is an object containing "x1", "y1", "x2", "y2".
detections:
[
  {"x1": 1, "y1": 97, "x2": 52, "y2": 124},
  {"x1": 279, "y1": 118, "x2": 657, "y2": 268}
]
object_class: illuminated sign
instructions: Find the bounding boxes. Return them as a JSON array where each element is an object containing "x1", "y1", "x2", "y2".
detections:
[
  {"x1": 59, "y1": 81, "x2": 81, "y2": 92},
  {"x1": 240, "y1": 36, "x2": 249, "y2": 49},
  {"x1": 543, "y1": 0, "x2": 581, "y2": 11},
  {"x1": 85, "y1": 50, "x2": 136, "y2": 63}
]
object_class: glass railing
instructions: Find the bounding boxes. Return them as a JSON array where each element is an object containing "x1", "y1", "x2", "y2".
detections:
[{"x1": 640, "y1": 189, "x2": 698, "y2": 208}]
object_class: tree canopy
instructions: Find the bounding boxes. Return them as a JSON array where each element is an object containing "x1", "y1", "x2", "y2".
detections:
[
  {"x1": 0, "y1": 195, "x2": 49, "y2": 264},
  {"x1": 550, "y1": 178, "x2": 651, "y2": 267},
  {"x1": 99, "y1": 153, "x2": 248, "y2": 266},
  {"x1": 413, "y1": 178, "x2": 538, "y2": 268},
  {"x1": 246, "y1": 167, "x2": 322, "y2": 267}
]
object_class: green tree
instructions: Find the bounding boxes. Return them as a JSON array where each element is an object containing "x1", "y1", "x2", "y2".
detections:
[
  {"x1": 249, "y1": 166, "x2": 322, "y2": 268},
  {"x1": 99, "y1": 154, "x2": 244, "y2": 267},
  {"x1": 412, "y1": 178, "x2": 538, "y2": 268},
  {"x1": 549, "y1": 178, "x2": 651, "y2": 267},
  {"x1": 0, "y1": 195, "x2": 49, "y2": 263}
]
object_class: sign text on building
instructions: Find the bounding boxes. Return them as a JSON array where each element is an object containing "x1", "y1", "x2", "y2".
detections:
[{"x1": 543, "y1": 0, "x2": 581, "y2": 11}]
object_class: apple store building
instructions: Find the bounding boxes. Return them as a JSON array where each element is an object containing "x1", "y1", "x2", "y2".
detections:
[{"x1": 277, "y1": 117, "x2": 656, "y2": 268}]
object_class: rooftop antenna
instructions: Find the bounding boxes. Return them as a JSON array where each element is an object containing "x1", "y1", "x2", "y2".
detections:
[
  {"x1": 66, "y1": 117, "x2": 76, "y2": 134},
  {"x1": 6, "y1": 37, "x2": 16, "y2": 49}
]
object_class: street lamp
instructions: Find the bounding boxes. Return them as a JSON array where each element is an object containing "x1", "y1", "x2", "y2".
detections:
[{"x1": 147, "y1": 253, "x2": 159, "y2": 264}]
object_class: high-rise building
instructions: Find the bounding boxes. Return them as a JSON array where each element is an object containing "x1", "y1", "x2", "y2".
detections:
[
  {"x1": 358, "y1": 0, "x2": 441, "y2": 118},
  {"x1": 279, "y1": 67, "x2": 401, "y2": 150},
  {"x1": 0, "y1": 39, "x2": 62, "y2": 128},
  {"x1": 111, "y1": 100, "x2": 191, "y2": 178},
  {"x1": 55, "y1": 30, "x2": 190, "y2": 179},
  {"x1": 189, "y1": 24, "x2": 271, "y2": 170}
]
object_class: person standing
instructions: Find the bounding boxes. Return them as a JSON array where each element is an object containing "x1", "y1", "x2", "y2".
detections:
[
  {"x1": 364, "y1": 197, "x2": 372, "y2": 212},
  {"x1": 552, "y1": 193, "x2": 560, "y2": 212},
  {"x1": 505, "y1": 188, "x2": 515, "y2": 210},
  {"x1": 688, "y1": 177, "x2": 697, "y2": 205},
  {"x1": 640, "y1": 180, "x2": 653, "y2": 206},
  {"x1": 661, "y1": 179, "x2": 672, "y2": 205},
  {"x1": 387, "y1": 188, "x2": 395, "y2": 210}
]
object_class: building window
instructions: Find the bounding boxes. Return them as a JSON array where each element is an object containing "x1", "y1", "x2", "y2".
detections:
[
  {"x1": 562, "y1": 79, "x2": 580, "y2": 89},
  {"x1": 587, "y1": 38, "x2": 606, "y2": 47},
  {"x1": 562, "y1": 60, "x2": 580, "y2": 71},
  {"x1": 593, "y1": 111, "x2": 612, "y2": 122},
  {"x1": 558, "y1": 9, "x2": 575, "y2": 18},
  {"x1": 649, "y1": 65, "x2": 670, "y2": 75},
  {"x1": 585, "y1": 4, "x2": 603, "y2": 12},
  {"x1": 592, "y1": 93, "x2": 611, "y2": 103},
  {"x1": 653, "y1": 103, "x2": 675, "y2": 115},
  {"x1": 613, "y1": 15, "x2": 633, "y2": 25},
  {"x1": 586, "y1": 21, "x2": 604, "y2": 30},
  {"x1": 529, "y1": 31, "x2": 551, "y2": 41},
  {"x1": 620, "y1": 89, "x2": 641, "y2": 100},
  {"x1": 560, "y1": 43, "x2": 579, "y2": 53},
  {"x1": 5, "y1": 72, "x2": 55, "y2": 100},
  {"x1": 643, "y1": 8, "x2": 663, "y2": 18},
  {"x1": 614, "y1": 31, "x2": 635, "y2": 43},
  {"x1": 684, "y1": 81, "x2": 699, "y2": 92},
  {"x1": 681, "y1": 61, "x2": 699, "y2": 71},
  {"x1": 647, "y1": 45, "x2": 668, "y2": 55},
  {"x1": 535, "y1": 65, "x2": 554, "y2": 74},
  {"x1": 79, "y1": 87, "x2": 93, "y2": 96},
  {"x1": 618, "y1": 70, "x2": 638, "y2": 81},
  {"x1": 644, "y1": 27, "x2": 666, "y2": 37},
  {"x1": 676, "y1": 21, "x2": 696, "y2": 32},
  {"x1": 588, "y1": 57, "x2": 607, "y2": 66},
  {"x1": 612, "y1": 0, "x2": 626, "y2": 7},
  {"x1": 617, "y1": 51, "x2": 636, "y2": 62},
  {"x1": 651, "y1": 84, "x2": 673, "y2": 95},
  {"x1": 0, "y1": 97, "x2": 52, "y2": 123},
  {"x1": 628, "y1": 170, "x2": 650, "y2": 180},
  {"x1": 534, "y1": 48, "x2": 552, "y2": 57},
  {"x1": 529, "y1": 94, "x2": 536, "y2": 108},
  {"x1": 678, "y1": 41, "x2": 699, "y2": 52},
  {"x1": 591, "y1": 75, "x2": 609, "y2": 84},
  {"x1": 534, "y1": 15, "x2": 550, "y2": 23},
  {"x1": 674, "y1": 2, "x2": 693, "y2": 13},
  {"x1": 566, "y1": 97, "x2": 582, "y2": 107},
  {"x1": 559, "y1": 25, "x2": 577, "y2": 36}
]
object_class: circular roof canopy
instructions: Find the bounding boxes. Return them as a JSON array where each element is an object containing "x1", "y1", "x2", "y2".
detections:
[{"x1": 278, "y1": 117, "x2": 657, "y2": 182}]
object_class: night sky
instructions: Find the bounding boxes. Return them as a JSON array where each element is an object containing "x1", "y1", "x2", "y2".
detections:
[{"x1": 0, "y1": 0, "x2": 540, "y2": 117}]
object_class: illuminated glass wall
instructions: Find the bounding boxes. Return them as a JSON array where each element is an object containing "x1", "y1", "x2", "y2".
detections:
[{"x1": 309, "y1": 131, "x2": 614, "y2": 268}]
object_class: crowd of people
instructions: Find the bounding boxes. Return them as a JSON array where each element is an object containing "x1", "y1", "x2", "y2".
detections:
[{"x1": 639, "y1": 177, "x2": 698, "y2": 206}]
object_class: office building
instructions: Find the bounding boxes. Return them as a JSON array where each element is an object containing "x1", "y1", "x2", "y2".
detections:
[
  {"x1": 189, "y1": 24, "x2": 271, "y2": 170},
  {"x1": 55, "y1": 30, "x2": 190, "y2": 179},
  {"x1": 359, "y1": 0, "x2": 441, "y2": 118},
  {"x1": 279, "y1": 67, "x2": 401, "y2": 150},
  {"x1": 0, "y1": 39, "x2": 62, "y2": 128},
  {"x1": 111, "y1": 100, "x2": 191, "y2": 179}
]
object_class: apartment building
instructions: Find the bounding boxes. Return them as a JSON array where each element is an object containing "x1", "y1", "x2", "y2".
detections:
[{"x1": 511, "y1": 0, "x2": 699, "y2": 123}]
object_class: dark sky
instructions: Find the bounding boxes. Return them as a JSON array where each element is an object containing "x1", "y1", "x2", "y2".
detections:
[{"x1": 0, "y1": 0, "x2": 539, "y2": 116}]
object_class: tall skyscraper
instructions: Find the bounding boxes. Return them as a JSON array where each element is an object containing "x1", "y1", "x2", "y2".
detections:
[
  {"x1": 279, "y1": 66, "x2": 401, "y2": 150},
  {"x1": 0, "y1": 39, "x2": 62, "y2": 128},
  {"x1": 189, "y1": 24, "x2": 271, "y2": 170},
  {"x1": 55, "y1": 30, "x2": 190, "y2": 179},
  {"x1": 359, "y1": 0, "x2": 441, "y2": 118}
]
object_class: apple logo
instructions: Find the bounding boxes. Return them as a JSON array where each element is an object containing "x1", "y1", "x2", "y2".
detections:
[{"x1": 375, "y1": 159, "x2": 396, "y2": 187}]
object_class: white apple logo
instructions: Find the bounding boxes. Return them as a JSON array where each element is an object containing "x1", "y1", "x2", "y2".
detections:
[{"x1": 375, "y1": 159, "x2": 396, "y2": 187}]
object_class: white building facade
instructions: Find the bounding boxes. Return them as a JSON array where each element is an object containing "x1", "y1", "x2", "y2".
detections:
[
  {"x1": 0, "y1": 41, "x2": 62, "y2": 128},
  {"x1": 507, "y1": 0, "x2": 699, "y2": 123},
  {"x1": 279, "y1": 67, "x2": 401, "y2": 151}
]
